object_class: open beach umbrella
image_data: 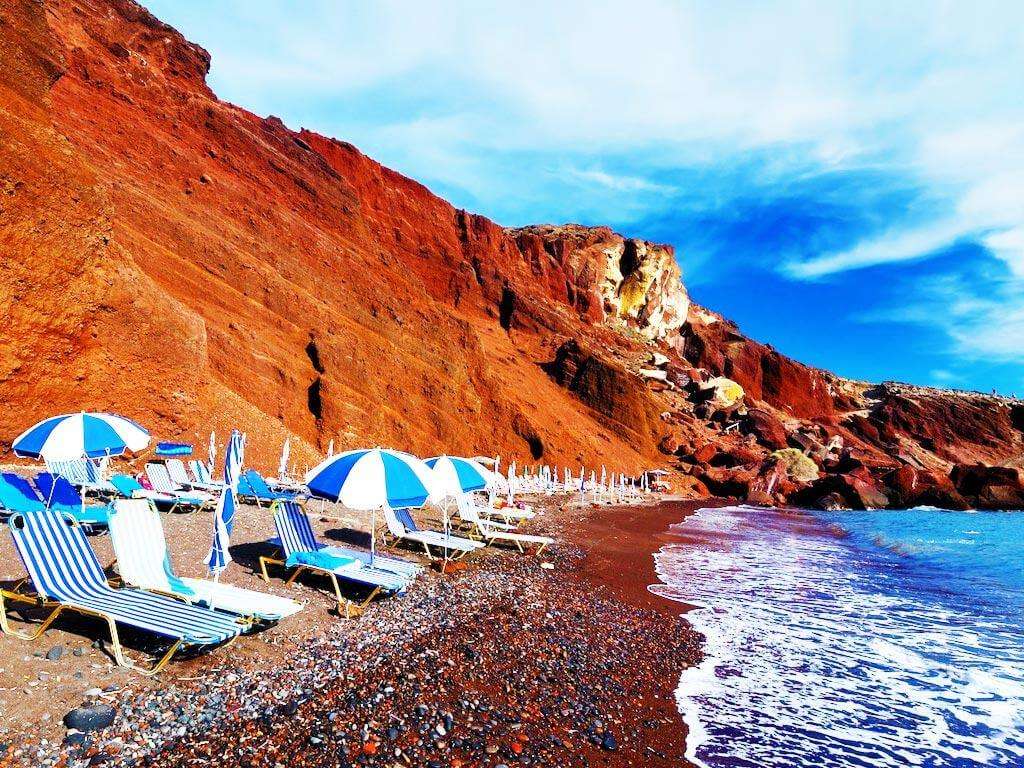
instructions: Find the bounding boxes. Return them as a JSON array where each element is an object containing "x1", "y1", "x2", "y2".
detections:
[
  {"x1": 13, "y1": 412, "x2": 150, "y2": 461},
  {"x1": 278, "y1": 437, "x2": 291, "y2": 479},
  {"x1": 305, "y1": 448, "x2": 436, "y2": 561},
  {"x1": 425, "y1": 455, "x2": 491, "y2": 502},
  {"x1": 206, "y1": 429, "x2": 244, "y2": 576}
]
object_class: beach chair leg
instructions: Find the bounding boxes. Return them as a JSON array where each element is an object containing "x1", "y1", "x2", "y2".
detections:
[
  {"x1": 285, "y1": 565, "x2": 307, "y2": 586},
  {"x1": 101, "y1": 613, "x2": 182, "y2": 677},
  {"x1": 354, "y1": 586, "x2": 382, "y2": 611},
  {"x1": 535, "y1": 542, "x2": 548, "y2": 556},
  {"x1": 259, "y1": 556, "x2": 286, "y2": 582},
  {"x1": 0, "y1": 590, "x2": 64, "y2": 641},
  {"x1": 327, "y1": 573, "x2": 363, "y2": 619}
]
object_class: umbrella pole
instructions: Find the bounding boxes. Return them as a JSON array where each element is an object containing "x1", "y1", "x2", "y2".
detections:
[{"x1": 370, "y1": 508, "x2": 376, "y2": 567}]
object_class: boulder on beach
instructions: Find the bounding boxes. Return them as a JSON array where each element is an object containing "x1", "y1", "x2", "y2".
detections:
[{"x1": 63, "y1": 704, "x2": 116, "y2": 732}]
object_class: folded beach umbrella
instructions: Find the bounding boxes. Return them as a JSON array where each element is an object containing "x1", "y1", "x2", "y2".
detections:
[
  {"x1": 278, "y1": 437, "x2": 291, "y2": 479},
  {"x1": 206, "y1": 429, "x2": 244, "y2": 576},
  {"x1": 208, "y1": 431, "x2": 217, "y2": 471},
  {"x1": 305, "y1": 448, "x2": 435, "y2": 562},
  {"x1": 13, "y1": 412, "x2": 150, "y2": 461},
  {"x1": 425, "y1": 455, "x2": 491, "y2": 502}
]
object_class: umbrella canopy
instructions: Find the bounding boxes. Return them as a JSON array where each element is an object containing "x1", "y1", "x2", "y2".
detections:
[
  {"x1": 13, "y1": 412, "x2": 150, "y2": 461},
  {"x1": 305, "y1": 448, "x2": 435, "y2": 510},
  {"x1": 206, "y1": 429, "x2": 244, "y2": 575},
  {"x1": 426, "y1": 455, "x2": 490, "y2": 502}
]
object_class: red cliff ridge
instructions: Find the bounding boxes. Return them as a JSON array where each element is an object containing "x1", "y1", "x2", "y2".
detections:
[{"x1": 2, "y1": 0, "x2": 1022, "y2": 510}]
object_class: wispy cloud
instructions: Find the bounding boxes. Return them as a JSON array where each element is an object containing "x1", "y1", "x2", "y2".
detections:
[{"x1": 144, "y1": 0, "x2": 1024, "y2": 393}]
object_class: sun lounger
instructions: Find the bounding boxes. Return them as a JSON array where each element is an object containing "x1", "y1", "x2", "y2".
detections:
[
  {"x1": 189, "y1": 460, "x2": 214, "y2": 485},
  {"x1": 45, "y1": 458, "x2": 117, "y2": 496},
  {"x1": 456, "y1": 495, "x2": 553, "y2": 555},
  {"x1": 238, "y1": 470, "x2": 297, "y2": 507},
  {"x1": 34, "y1": 473, "x2": 111, "y2": 528},
  {"x1": 268, "y1": 501, "x2": 423, "y2": 578},
  {"x1": 108, "y1": 474, "x2": 181, "y2": 509},
  {"x1": 260, "y1": 503, "x2": 414, "y2": 617},
  {"x1": 0, "y1": 475, "x2": 46, "y2": 519},
  {"x1": 144, "y1": 463, "x2": 212, "y2": 510},
  {"x1": 381, "y1": 505, "x2": 484, "y2": 560},
  {"x1": 1, "y1": 509, "x2": 242, "y2": 675},
  {"x1": 108, "y1": 500, "x2": 302, "y2": 624},
  {"x1": 165, "y1": 459, "x2": 222, "y2": 494}
]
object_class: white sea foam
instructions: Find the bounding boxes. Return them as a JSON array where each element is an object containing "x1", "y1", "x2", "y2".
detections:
[{"x1": 652, "y1": 505, "x2": 1024, "y2": 768}]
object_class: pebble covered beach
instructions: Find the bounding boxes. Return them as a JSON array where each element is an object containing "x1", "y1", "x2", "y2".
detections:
[{"x1": 0, "y1": 495, "x2": 703, "y2": 768}]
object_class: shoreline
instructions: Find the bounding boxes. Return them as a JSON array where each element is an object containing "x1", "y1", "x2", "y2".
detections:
[{"x1": 0, "y1": 493, "x2": 714, "y2": 767}]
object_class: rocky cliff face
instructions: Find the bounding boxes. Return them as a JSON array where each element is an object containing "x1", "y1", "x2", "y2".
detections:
[{"x1": 1, "y1": 0, "x2": 1021, "y2": 509}]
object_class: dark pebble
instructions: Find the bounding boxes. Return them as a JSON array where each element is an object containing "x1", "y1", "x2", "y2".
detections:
[
  {"x1": 64, "y1": 704, "x2": 117, "y2": 732},
  {"x1": 46, "y1": 645, "x2": 63, "y2": 661},
  {"x1": 601, "y1": 731, "x2": 618, "y2": 751}
]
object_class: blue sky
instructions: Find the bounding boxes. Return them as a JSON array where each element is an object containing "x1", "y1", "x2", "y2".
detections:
[{"x1": 147, "y1": 1, "x2": 1024, "y2": 395}]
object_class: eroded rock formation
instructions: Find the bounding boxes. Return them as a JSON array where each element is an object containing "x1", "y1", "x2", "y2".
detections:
[{"x1": 1, "y1": 0, "x2": 1022, "y2": 509}]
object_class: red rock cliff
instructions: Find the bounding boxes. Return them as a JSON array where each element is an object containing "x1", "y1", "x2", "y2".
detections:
[{"x1": 2, "y1": 0, "x2": 1022, "y2": 510}]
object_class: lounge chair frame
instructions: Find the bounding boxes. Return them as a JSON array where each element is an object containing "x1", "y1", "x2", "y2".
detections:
[
  {"x1": 0, "y1": 581, "x2": 186, "y2": 676},
  {"x1": 258, "y1": 553, "x2": 374, "y2": 619}
]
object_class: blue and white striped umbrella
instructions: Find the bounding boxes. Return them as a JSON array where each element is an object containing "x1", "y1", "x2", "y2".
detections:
[
  {"x1": 425, "y1": 455, "x2": 491, "y2": 502},
  {"x1": 206, "y1": 429, "x2": 244, "y2": 575},
  {"x1": 12, "y1": 412, "x2": 150, "y2": 461},
  {"x1": 305, "y1": 448, "x2": 435, "y2": 509}
]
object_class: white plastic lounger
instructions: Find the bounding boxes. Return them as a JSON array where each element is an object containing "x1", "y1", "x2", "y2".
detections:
[
  {"x1": 108, "y1": 500, "x2": 302, "y2": 624},
  {"x1": 1, "y1": 509, "x2": 242, "y2": 675},
  {"x1": 455, "y1": 494, "x2": 518, "y2": 531},
  {"x1": 457, "y1": 496, "x2": 553, "y2": 555},
  {"x1": 144, "y1": 463, "x2": 213, "y2": 509},
  {"x1": 261, "y1": 503, "x2": 414, "y2": 617},
  {"x1": 382, "y1": 505, "x2": 484, "y2": 560},
  {"x1": 165, "y1": 459, "x2": 222, "y2": 494},
  {"x1": 46, "y1": 458, "x2": 117, "y2": 496},
  {"x1": 189, "y1": 460, "x2": 217, "y2": 486}
]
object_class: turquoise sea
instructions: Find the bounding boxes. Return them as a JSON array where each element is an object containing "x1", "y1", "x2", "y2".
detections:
[{"x1": 651, "y1": 505, "x2": 1024, "y2": 767}]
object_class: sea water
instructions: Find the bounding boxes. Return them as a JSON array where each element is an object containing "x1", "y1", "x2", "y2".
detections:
[{"x1": 651, "y1": 505, "x2": 1024, "y2": 767}]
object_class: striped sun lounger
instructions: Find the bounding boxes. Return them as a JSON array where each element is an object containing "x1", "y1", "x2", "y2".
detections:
[
  {"x1": 45, "y1": 458, "x2": 117, "y2": 496},
  {"x1": 108, "y1": 500, "x2": 302, "y2": 624},
  {"x1": 144, "y1": 463, "x2": 212, "y2": 510},
  {"x1": 165, "y1": 459, "x2": 222, "y2": 494},
  {"x1": 239, "y1": 470, "x2": 297, "y2": 507},
  {"x1": 268, "y1": 501, "x2": 423, "y2": 579},
  {"x1": 260, "y1": 502, "x2": 414, "y2": 617},
  {"x1": 382, "y1": 505, "x2": 484, "y2": 560},
  {"x1": 1, "y1": 509, "x2": 242, "y2": 675}
]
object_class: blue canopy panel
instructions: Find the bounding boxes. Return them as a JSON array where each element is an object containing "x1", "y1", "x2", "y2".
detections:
[
  {"x1": 155, "y1": 442, "x2": 193, "y2": 456},
  {"x1": 306, "y1": 450, "x2": 367, "y2": 502},
  {"x1": 379, "y1": 452, "x2": 430, "y2": 508}
]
